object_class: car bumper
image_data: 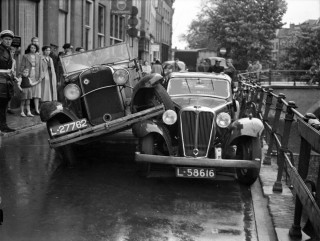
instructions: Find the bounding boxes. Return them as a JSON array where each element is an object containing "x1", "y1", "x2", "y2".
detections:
[
  {"x1": 135, "y1": 152, "x2": 261, "y2": 169},
  {"x1": 49, "y1": 105, "x2": 165, "y2": 148}
]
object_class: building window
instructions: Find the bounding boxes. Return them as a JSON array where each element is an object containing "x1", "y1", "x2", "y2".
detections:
[
  {"x1": 85, "y1": 0, "x2": 93, "y2": 50},
  {"x1": 110, "y1": 14, "x2": 125, "y2": 45},
  {"x1": 58, "y1": 0, "x2": 69, "y2": 47},
  {"x1": 59, "y1": 0, "x2": 68, "y2": 12},
  {"x1": 98, "y1": 4, "x2": 105, "y2": 47}
]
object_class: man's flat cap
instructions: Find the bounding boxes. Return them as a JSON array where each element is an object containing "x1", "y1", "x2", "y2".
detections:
[
  {"x1": 0, "y1": 30, "x2": 14, "y2": 38},
  {"x1": 63, "y1": 43, "x2": 73, "y2": 49}
]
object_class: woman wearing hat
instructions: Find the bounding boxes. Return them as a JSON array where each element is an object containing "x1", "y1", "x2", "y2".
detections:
[{"x1": 0, "y1": 30, "x2": 16, "y2": 132}]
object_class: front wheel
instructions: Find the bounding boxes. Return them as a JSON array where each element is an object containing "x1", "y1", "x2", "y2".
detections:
[
  {"x1": 137, "y1": 134, "x2": 154, "y2": 177},
  {"x1": 235, "y1": 137, "x2": 261, "y2": 185},
  {"x1": 55, "y1": 144, "x2": 77, "y2": 167}
]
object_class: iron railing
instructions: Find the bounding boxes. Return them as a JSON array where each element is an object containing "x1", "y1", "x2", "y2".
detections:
[
  {"x1": 237, "y1": 73, "x2": 320, "y2": 239},
  {"x1": 239, "y1": 69, "x2": 320, "y2": 87}
]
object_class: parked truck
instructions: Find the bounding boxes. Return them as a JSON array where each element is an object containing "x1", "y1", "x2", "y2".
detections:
[{"x1": 174, "y1": 49, "x2": 217, "y2": 72}]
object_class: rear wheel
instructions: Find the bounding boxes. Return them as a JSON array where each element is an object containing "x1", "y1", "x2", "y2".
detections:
[{"x1": 236, "y1": 137, "x2": 261, "y2": 185}]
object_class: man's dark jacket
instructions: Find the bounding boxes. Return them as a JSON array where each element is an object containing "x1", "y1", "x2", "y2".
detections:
[
  {"x1": 208, "y1": 65, "x2": 224, "y2": 73},
  {"x1": 0, "y1": 43, "x2": 14, "y2": 98}
]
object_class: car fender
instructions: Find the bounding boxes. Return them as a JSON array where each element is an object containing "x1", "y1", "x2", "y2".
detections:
[
  {"x1": 135, "y1": 73, "x2": 163, "y2": 88},
  {"x1": 40, "y1": 101, "x2": 77, "y2": 122},
  {"x1": 132, "y1": 120, "x2": 173, "y2": 155},
  {"x1": 228, "y1": 117, "x2": 264, "y2": 145}
]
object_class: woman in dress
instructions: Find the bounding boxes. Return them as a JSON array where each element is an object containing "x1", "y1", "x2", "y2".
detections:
[
  {"x1": 40, "y1": 46, "x2": 57, "y2": 102},
  {"x1": 20, "y1": 43, "x2": 42, "y2": 114}
]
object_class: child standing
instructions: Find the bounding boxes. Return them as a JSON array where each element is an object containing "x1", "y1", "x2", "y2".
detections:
[{"x1": 17, "y1": 69, "x2": 41, "y2": 117}]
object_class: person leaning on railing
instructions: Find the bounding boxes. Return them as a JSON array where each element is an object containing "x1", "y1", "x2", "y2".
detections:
[{"x1": 307, "y1": 62, "x2": 319, "y2": 85}]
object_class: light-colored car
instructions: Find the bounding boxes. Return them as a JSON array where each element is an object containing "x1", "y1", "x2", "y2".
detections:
[
  {"x1": 162, "y1": 60, "x2": 187, "y2": 72},
  {"x1": 205, "y1": 57, "x2": 227, "y2": 68}
]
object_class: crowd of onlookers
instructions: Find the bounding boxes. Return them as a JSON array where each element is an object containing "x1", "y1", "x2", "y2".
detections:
[
  {"x1": 0, "y1": 29, "x2": 87, "y2": 132},
  {"x1": 6, "y1": 36, "x2": 85, "y2": 117}
]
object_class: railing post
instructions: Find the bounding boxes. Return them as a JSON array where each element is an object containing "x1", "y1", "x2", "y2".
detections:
[
  {"x1": 289, "y1": 114, "x2": 312, "y2": 238},
  {"x1": 263, "y1": 91, "x2": 283, "y2": 165},
  {"x1": 269, "y1": 69, "x2": 272, "y2": 85},
  {"x1": 273, "y1": 100, "x2": 296, "y2": 192}
]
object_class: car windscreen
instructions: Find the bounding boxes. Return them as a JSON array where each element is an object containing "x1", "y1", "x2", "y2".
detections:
[
  {"x1": 167, "y1": 77, "x2": 230, "y2": 98},
  {"x1": 60, "y1": 43, "x2": 131, "y2": 74}
]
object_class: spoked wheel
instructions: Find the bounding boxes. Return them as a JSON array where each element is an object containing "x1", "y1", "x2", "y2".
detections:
[
  {"x1": 138, "y1": 133, "x2": 170, "y2": 177},
  {"x1": 235, "y1": 137, "x2": 261, "y2": 185}
]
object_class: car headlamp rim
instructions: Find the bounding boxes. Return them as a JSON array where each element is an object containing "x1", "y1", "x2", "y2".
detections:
[
  {"x1": 64, "y1": 83, "x2": 81, "y2": 100},
  {"x1": 216, "y1": 112, "x2": 231, "y2": 128},
  {"x1": 113, "y1": 69, "x2": 129, "y2": 85},
  {"x1": 162, "y1": 109, "x2": 177, "y2": 125}
]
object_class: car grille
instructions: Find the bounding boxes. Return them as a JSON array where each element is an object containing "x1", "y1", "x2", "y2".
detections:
[
  {"x1": 180, "y1": 109, "x2": 214, "y2": 157},
  {"x1": 80, "y1": 66, "x2": 125, "y2": 125}
]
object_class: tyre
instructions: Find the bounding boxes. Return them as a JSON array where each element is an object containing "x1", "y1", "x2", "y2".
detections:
[
  {"x1": 131, "y1": 84, "x2": 174, "y2": 113},
  {"x1": 235, "y1": 137, "x2": 261, "y2": 185},
  {"x1": 55, "y1": 144, "x2": 77, "y2": 167},
  {"x1": 138, "y1": 132, "x2": 171, "y2": 177},
  {"x1": 137, "y1": 134, "x2": 154, "y2": 177}
]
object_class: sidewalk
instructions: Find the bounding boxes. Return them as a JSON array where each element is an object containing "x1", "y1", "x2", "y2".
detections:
[
  {"x1": 0, "y1": 108, "x2": 44, "y2": 138},
  {"x1": 259, "y1": 141, "x2": 310, "y2": 241},
  {"x1": 0, "y1": 110, "x2": 311, "y2": 240}
]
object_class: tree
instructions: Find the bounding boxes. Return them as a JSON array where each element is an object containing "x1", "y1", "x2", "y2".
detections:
[
  {"x1": 186, "y1": 0, "x2": 287, "y2": 69},
  {"x1": 180, "y1": 16, "x2": 214, "y2": 49},
  {"x1": 280, "y1": 25, "x2": 320, "y2": 70}
]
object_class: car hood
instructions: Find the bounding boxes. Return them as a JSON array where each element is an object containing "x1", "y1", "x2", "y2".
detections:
[{"x1": 171, "y1": 96, "x2": 228, "y2": 109}]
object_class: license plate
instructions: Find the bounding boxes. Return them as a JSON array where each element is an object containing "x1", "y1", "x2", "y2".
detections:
[
  {"x1": 176, "y1": 167, "x2": 215, "y2": 178},
  {"x1": 50, "y1": 119, "x2": 88, "y2": 136}
]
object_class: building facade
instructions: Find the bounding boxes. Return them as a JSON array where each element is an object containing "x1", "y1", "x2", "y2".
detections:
[{"x1": 0, "y1": 0, "x2": 174, "y2": 67}]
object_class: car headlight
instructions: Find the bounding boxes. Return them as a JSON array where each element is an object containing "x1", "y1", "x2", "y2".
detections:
[
  {"x1": 113, "y1": 69, "x2": 129, "y2": 85},
  {"x1": 216, "y1": 112, "x2": 231, "y2": 128},
  {"x1": 162, "y1": 109, "x2": 177, "y2": 125},
  {"x1": 64, "y1": 84, "x2": 81, "y2": 100}
]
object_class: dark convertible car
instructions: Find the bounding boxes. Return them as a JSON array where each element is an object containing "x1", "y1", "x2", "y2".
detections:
[
  {"x1": 40, "y1": 43, "x2": 165, "y2": 165},
  {"x1": 131, "y1": 71, "x2": 264, "y2": 185}
]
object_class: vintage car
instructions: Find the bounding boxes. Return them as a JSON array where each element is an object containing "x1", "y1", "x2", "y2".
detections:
[
  {"x1": 40, "y1": 43, "x2": 166, "y2": 165},
  {"x1": 162, "y1": 60, "x2": 187, "y2": 72},
  {"x1": 131, "y1": 71, "x2": 264, "y2": 185}
]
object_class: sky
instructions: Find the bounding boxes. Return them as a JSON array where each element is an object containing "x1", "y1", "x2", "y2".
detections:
[{"x1": 172, "y1": 0, "x2": 320, "y2": 49}]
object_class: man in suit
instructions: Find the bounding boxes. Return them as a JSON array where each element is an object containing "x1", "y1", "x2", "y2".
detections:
[{"x1": 208, "y1": 60, "x2": 224, "y2": 73}]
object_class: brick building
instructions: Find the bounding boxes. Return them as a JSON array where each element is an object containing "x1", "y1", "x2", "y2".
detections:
[{"x1": 0, "y1": 0, "x2": 174, "y2": 67}]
